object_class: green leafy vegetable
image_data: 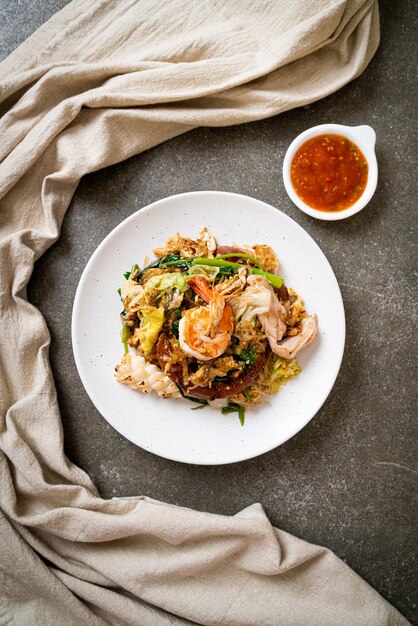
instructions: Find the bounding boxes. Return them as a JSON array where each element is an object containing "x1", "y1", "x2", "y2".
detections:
[
  {"x1": 123, "y1": 263, "x2": 139, "y2": 280},
  {"x1": 187, "y1": 264, "x2": 220, "y2": 282},
  {"x1": 238, "y1": 406, "x2": 245, "y2": 426},
  {"x1": 221, "y1": 403, "x2": 240, "y2": 414},
  {"x1": 192, "y1": 258, "x2": 283, "y2": 288},
  {"x1": 121, "y1": 323, "x2": 130, "y2": 353},
  {"x1": 221, "y1": 403, "x2": 245, "y2": 426},
  {"x1": 177, "y1": 386, "x2": 209, "y2": 407},
  {"x1": 138, "y1": 306, "x2": 164, "y2": 355},
  {"x1": 136, "y1": 255, "x2": 180, "y2": 281},
  {"x1": 171, "y1": 320, "x2": 180, "y2": 338},
  {"x1": 244, "y1": 387, "x2": 250, "y2": 402},
  {"x1": 136, "y1": 259, "x2": 164, "y2": 279},
  {"x1": 134, "y1": 254, "x2": 282, "y2": 288},
  {"x1": 193, "y1": 257, "x2": 239, "y2": 270},
  {"x1": 187, "y1": 397, "x2": 208, "y2": 405},
  {"x1": 161, "y1": 254, "x2": 181, "y2": 262},
  {"x1": 191, "y1": 403, "x2": 208, "y2": 411},
  {"x1": 217, "y1": 265, "x2": 235, "y2": 277},
  {"x1": 239, "y1": 346, "x2": 257, "y2": 366},
  {"x1": 160, "y1": 259, "x2": 192, "y2": 270},
  {"x1": 156, "y1": 254, "x2": 193, "y2": 270},
  {"x1": 270, "y1": 357, "x2": 302, "y2": 394},
  {"x1": 240, "y1": 266, "x2": 284, "y2": 287},
  {"x1": 216, "y1": 252, "x2": 263, "y2": 269},
  {"x1": 121, "y1": 323, "x2": 130, "y2": 343},
  {"x1": 144, "y1": 272, "x2": 189, "y2": 294}
]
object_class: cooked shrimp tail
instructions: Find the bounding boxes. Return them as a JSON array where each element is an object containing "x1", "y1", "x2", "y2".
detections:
[{"x1": 187, "y1": 276, "x2": 213, "y2": 302}]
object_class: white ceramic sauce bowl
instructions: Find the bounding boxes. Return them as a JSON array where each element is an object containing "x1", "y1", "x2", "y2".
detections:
[{"x1": 282, "y1": 124, "x2": 378, "y2": 221}]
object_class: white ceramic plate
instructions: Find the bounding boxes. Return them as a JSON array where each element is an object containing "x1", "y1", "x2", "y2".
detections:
[{"x1": 72, "y1": 191, "x2": 345, "y2": 465}]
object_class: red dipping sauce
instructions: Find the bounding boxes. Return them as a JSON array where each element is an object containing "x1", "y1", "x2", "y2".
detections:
[{"x1": 290, "y1": 134, "x2": 368, "y2": 212}]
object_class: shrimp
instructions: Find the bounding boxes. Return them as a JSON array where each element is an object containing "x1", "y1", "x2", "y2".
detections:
[
  {"x1": 179, "y1": 277, "x2": 234, "y2": 361},
  {"x1": 246, "y1": 275, "x2": 317, "y2": 359}
]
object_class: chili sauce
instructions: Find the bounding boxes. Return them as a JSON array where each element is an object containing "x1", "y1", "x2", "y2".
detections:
[{"x1": 290, "y1": 134, "x2": 368, "y2": 212}]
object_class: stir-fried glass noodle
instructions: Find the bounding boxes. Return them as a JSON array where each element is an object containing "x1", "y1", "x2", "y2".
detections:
[{"x1": 114, "y1": 227, "x2": 317, "y2": 425}]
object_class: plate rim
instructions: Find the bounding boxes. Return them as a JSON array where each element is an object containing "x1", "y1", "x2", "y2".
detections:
[{"x1": 71, "y1": 190, "x2": 346, "y2": 464}]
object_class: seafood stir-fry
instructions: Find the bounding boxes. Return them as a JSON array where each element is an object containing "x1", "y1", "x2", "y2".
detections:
[{"x1": 115, "y1": 228, "x2": 317, "y2": 424}]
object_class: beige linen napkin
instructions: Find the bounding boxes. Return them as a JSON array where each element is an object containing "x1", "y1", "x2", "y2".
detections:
[{"x1": 0, "y1": 1, "x2": 410, "y2": 624}]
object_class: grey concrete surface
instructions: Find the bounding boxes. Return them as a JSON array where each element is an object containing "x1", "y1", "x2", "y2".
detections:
[{"x1": 2, "y1": 0, "x2": 417, "y2": 623}]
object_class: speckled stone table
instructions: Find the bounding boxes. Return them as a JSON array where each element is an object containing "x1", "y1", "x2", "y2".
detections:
[{"x1": 1, "y1": 1, "x2": 417, "y2": 623}]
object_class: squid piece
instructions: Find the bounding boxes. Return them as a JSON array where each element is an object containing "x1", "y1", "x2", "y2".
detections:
[
  {"x1": 272, "y1": 316, "x2": 317, "y2": 359},
  {"x1": 115, "y1": 352, "x2": 181, "y2": 398},
  {"x1": 246, "y1": 275, "x2": 317, "y2": 359},
  {"x1": 246, "y1": 275, "x2": 287, "y2": 343}
]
